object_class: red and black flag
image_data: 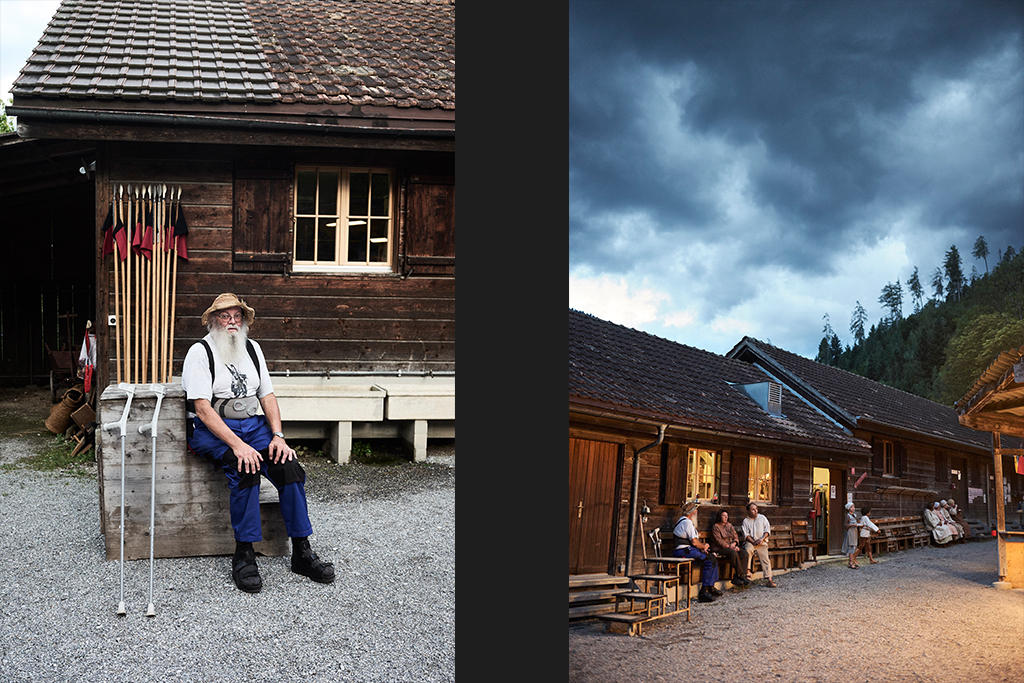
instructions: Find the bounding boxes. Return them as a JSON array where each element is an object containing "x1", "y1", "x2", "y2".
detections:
[
  {"x1": 164, "y1": 205, "x2": 189, "y2": 260},
  {"x1": 101, "y1": 205, "x2": 128, "y2": 260},
  {"x1": 133, "y1": 205, "x2": 154, "y2": 260}
]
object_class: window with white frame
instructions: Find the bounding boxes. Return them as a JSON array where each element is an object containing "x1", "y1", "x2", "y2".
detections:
[
  {"x1": 747, "y1": 454, "x2": 774, "y2": 503},
  {"x1": 293, "y1": 166, "x2": 393, "y2": 269},
  {"x1": 686, "y1": 448, "x2": 719, "y2": 502}
]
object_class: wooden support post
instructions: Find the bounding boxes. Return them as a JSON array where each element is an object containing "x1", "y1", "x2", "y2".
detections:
[{"x1": 993, "y1": 432, "x2": 1008, "y2": 584}]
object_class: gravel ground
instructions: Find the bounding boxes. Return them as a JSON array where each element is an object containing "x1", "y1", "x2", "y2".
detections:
[
  {"x1": 0, "y1": 387, "x2": 454, "y2": 683},
  {"x1": 570, "y1": 542, "x2": 1024, "y2": 682}
]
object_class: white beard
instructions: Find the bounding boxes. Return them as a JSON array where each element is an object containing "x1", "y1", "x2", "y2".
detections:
[{"x1": 208, "y1": 321, "x2": 249, "y2": 365}]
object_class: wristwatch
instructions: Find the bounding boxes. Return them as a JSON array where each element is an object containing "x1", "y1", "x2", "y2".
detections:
[{"x1": 273, "y1": 431, "x2": 285, "y2": 439}]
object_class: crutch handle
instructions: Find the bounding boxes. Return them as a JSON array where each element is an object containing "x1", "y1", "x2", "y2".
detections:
[{"x1": 104, "y1": 383, "x2": 136, "y2": 432}]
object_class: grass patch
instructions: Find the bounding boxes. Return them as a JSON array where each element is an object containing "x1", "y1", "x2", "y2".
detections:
[
  {"x1": 17, "y1": 435, "x2": 94, "y2": 475},
  {"x1": 350, "y1": 439, "x2": 409, "y2": 465}
]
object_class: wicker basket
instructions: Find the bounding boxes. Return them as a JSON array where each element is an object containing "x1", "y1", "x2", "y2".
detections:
[{"x1": 45, "y1": 387, "x2": 85, "y2": 434}]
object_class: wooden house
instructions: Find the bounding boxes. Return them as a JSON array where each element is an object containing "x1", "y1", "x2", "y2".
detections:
[
  {"x1": 5, "y1": 0, "x2": 455, "y2": 462},
  {"x1": 956, "y1": 344, "x2": 1024, "y2": 588},
  {"x1": 727, "y1": 337, "x2": 1023, "y2": 531},
  {"x1": 569, "y1": 309, "x2": 874, "y2": 589}
]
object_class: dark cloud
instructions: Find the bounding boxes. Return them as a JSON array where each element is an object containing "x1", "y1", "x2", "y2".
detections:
[{"x1": 571, "y1": 0, "x2": 1024, "y2": 277}]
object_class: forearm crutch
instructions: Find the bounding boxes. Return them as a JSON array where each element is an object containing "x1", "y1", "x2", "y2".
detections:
[
  {"x1": 138, "y1": 383, "x2": 165, "y2": 617},
  {"x1": 101, "y1": 383, "x2": 135, "y2": 616}
]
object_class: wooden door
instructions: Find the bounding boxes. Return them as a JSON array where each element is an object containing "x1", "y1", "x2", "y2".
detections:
[{"x1": 569, "y1": 438, "x2": 619, "y2": 574}]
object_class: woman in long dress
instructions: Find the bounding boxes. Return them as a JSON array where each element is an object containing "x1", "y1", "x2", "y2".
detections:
[
  {"x1": 923, "y1": 503, "x2": 953, "y2": 545},
  {"x1": 841, "y1": 502, "x2": 862, "y2": 568}
]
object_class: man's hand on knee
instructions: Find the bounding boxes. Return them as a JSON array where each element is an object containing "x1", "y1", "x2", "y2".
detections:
[
  {"x1": 268, "y1": 435, "x2": 295, "y2": 464},
  {"x1": 232, "y1": 443, "x2": 264, "y2": 473}
]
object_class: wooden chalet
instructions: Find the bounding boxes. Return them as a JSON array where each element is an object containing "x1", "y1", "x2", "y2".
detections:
[
  {"x1": 727, "y1": 337, "x2": 1024, "y2": 532},
  {"x1": 4, "y1": 0, "x2": 455, "y2": 462},
  {"x1": 956, "y1": 344, "x2": 1024, "y2": 588},
  {"x1": 569, "y1": 310, "x2": 873, "y2": 593}
]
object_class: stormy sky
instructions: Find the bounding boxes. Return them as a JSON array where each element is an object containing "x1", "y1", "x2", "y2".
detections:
[{"x1": 569, "y1": 0, "x2": 1024, "y2": 358}]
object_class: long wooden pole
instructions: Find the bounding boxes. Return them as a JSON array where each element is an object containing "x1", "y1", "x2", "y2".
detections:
[
  {"x1": 144, "y1": 184, "x2": 151, "y2": 383},
  {"x1": 112, "y1": 187, "x2": 122, "y2": 383},
  {"x1": 168, "y1": 185, "x2": 181, "y2": 382},
  {"x1": 160, "y1": 185, "x2": 170, "y2": 382},
  {"x1": 151, "y1": 184, "x2": 161, "y2": 382},
  {"x1": 125, "y1": 186, "x2": 133, "y2": 384}
]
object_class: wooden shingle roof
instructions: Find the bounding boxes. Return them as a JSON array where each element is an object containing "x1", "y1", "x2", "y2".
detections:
[
  {"x1": 729, "y1": 336, "x2": 994, "y2": 451},
  {"x1": 569, "y1": 310, "x2": 870, "y2": 455},
  {"x1": 11, "y1": 0, "x2": 454, "y2": 113}
]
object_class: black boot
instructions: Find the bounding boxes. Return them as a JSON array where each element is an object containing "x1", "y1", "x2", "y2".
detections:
[
  {"x1": 232, "y1": 542, "x2": 262, "y2": 593},
  {"x1": 698, "y1": 587, "x2": 717, "y2": 603},
  {"x1": 291, "y1": 536, "x2": 335, "y2": 584}
]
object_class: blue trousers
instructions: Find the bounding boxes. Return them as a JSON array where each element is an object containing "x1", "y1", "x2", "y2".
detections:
[
  {"x1": 188, "y1": 415, "x2": 314, "y2": 543},
  {"x1": 674, "y1": 545, "x2": 719, "y2": 587}
]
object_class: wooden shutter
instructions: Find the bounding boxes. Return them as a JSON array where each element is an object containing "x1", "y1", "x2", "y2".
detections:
[
  {"x1": 715, "y1": 449, "x2": 727, "y2": 503},
  {"x1": 895, "y1": 443, "x2": 906, "y2": 477},
  {"x1": 730, "y1": 452, "x2": 749, "y2": 504},
  {"x1": 935, "y1": 450, "x2": 947, "y2": 483},
  {"x1": 871, "y1": 437, "x2": 882, "y2": 475},
  {"x1": 778, "y1": 454, "x2": 794, "y2": 505},
  {"x1": 233, "y1": 162, "x2": 292, "y2": 273},
  {"x1": 660, "y1": 443, "x2": 686, "y2": 506},
  {"x1": 403, "y1": 175, "x2": 454, "y2": 276}
]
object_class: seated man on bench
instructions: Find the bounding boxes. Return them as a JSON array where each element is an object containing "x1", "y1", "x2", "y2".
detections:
[
  {"x1": 183, "y1": 293, "x2": 335, "y2": 593},
  {"x1": 673, "y1": 502, "x2": 722, "y2": 603}
]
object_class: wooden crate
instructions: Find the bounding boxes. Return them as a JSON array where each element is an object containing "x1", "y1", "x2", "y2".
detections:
[{"x1": 97, "y1": 383, "x2": 289, "y2": 560}]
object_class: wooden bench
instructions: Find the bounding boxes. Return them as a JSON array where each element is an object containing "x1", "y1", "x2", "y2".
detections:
[
  {"x1": 792, "y1": 520, "x2": 818, "y2": 562},
  {"x1": 770, "y1": 524, "x2": 808, "y2": 568},
  {"x1": 653, "y1": 523, "x2": 808, "y2": 583}
]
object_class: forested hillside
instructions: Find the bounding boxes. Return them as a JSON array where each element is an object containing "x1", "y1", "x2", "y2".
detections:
[{"x1": 814, "y1": 240, "x2": 1024, "y2": 407}]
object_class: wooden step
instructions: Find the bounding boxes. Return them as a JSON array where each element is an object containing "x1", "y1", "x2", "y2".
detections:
[
  {"x1": 568, "y1": 589, "x2": 623, "y2": 605},
  {"x1": 614, "y1": 591, "x2": 664, "y2": 601},
  {"x1": 569, "y1": 574, "x2": 631, "y2": 589},
  {"x1": 597, "y1": 612, "x2": 648, "y2": 624},
  {"x1": 629, "y1": 573, "x2": 677, "y2": 582},
  {"x1": 569, "y1": 602, "x2": 617, "y2": 619}
]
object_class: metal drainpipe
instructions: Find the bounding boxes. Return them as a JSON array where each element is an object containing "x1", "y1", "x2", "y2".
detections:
[{"x1": 624, "y1": 424, "x2": 666, "y2": 577}]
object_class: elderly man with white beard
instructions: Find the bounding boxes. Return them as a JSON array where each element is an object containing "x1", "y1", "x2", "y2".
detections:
[{"x1": 182, "y1": 293, "x2": 334, "y2": 593}]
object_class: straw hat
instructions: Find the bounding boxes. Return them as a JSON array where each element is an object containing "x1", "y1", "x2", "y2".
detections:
[
  {"x1": 680, "y1": 501, "x2": 698, "y2": 517},
  {"x1": 202, "y1": 293, "x2": 255, "y2": 326}
]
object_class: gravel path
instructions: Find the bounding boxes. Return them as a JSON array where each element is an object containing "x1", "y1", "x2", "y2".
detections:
[
  {"x1": 570, "y1": 542, "x2": 1024, "y2": 682},
  {"x1": 0, "y1": 423, "x2": 454, "y2": 682}
]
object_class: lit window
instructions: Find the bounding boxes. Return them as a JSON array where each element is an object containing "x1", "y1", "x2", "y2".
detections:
[
  {"x1": 686, "y1": 449, "x2": 719, "y2": 501},
  {"x1": 294, "y1": 166, "x2": 393, "y2": 269},
  {"x1": 748, "y1": 454, "x2": 774, "y2": 503}
]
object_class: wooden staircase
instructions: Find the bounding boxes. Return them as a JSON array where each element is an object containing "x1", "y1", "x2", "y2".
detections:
[
  {"x1": 570, "y1": 557, "x2": 693, "y2": 637},
  {"x1": 568, "y1": 574, "x2": 631, "y2": 619}
]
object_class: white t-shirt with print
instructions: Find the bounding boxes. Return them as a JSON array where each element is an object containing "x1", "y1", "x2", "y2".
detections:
[{"x1": 181, "y1": 333, "x2": 274, "y2": 403}]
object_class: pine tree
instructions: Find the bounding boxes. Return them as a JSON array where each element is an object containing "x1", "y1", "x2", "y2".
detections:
[
  {"x1": 943, "y1": 245, "x2": 964, "y2": 301},
  {"x1": 1004, "y1": 245, "x2": 1017, "y2": 265},
  {"x1": 829, "y1": 334, "x2": 842, "y2": 365},
  {"x1": 878, "y1": 279, "x2": 903, "y2": 323},
  {"x1": 850, "y1": 300, "x2": 867, "y2": 344},
  {"x1": 930, "y1": 267, "x2": 944, "y2": 301},
  {"x1": 907, "y1": 267, "x2": 924, "y2": 313},
  {"x1": 973, "y1": 235, "x2": 990, "y2": 275}
]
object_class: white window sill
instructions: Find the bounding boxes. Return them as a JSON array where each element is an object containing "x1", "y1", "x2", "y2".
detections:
[{"x1": 292, "y1": 264, "x2": 394, "y2": 275}]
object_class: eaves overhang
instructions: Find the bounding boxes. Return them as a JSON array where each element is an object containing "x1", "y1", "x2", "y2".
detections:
[
  {"x1": 7, "y1": 105, "x2": 455, "y2": 152},
  {"x1": 569, "y1": 395, "x2": 871, "y2": 458}
]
